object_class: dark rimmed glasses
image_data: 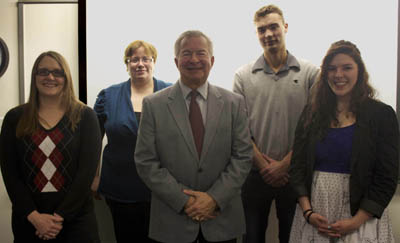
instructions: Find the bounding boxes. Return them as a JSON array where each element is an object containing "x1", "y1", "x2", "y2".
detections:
[{"x1": 36, "y1": 68, "x2": 65, "y2": 78}]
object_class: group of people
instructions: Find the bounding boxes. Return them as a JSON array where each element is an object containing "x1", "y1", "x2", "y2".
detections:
[{"x1": 0, "y1": 4, "x2": 398, "y2": 243}]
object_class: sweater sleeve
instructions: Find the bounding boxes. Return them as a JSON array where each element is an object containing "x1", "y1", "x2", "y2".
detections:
[
  {"x1": 54, "y1": 107, "x2": 102, "y2": 221},
  {"x1": 94, "y1": 89, "x2": 107, "y2": 138},
  {"x1": 0, "y1": 107, "x2": 37, "y2": 218},
  {"x1": 359, "y1": 104, "x2": 399, "y2": 217},
  {"x1": 289, "y1": 106, "x2": 312, "y2": 198}
]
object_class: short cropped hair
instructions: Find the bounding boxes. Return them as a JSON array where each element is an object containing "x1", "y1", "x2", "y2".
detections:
[
  {"x1": 254, "y1": 4, "x2": 285, "y2": 23},
  {"x1": 174, "y1": 30, "x2": 213, "y2": 57},
  {"x1": 124, "y1": 40, "x2": 158, "y2": 64}
]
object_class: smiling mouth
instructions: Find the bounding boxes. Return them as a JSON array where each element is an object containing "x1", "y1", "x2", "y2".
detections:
[
  {"x1": 42, "y1": 82, "x2": 58, "y2": 87},
  {"x1": 334, "y1": 81, "x2": 347, "y2": 87},
  {"x1": 135, "y1": 70, "x2": 147, "y2": 74},
  {"x1": 187, "y1": 67, "x2": 203, "y2": 71},
  {"x1": 266, "y1": 40, "x2": 278, "y2": 46}
]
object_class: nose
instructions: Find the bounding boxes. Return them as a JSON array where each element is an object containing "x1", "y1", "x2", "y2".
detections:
[
  {"x1": 334, "y1": 68, "x2": 344, "y2": 78},
  {"x1": 47, "y1": 72, "x2": 56, "y2": 79},
  {"x1": 136, "y1": 59, "x2": 145, "y2": 66},
  {"x1": 189, "y1": 53, "x2": 200, "y2": 62},
  {"x1": 265, "y1": 28, "x2": 274, "y2": 38}
]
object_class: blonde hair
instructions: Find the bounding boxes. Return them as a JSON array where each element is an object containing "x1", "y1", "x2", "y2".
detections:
[
  {"x1": 16, "y1": 51, "x2": 84, "y2": 137},
  {"x1": 124, "y1": 40, "x2": 158, "y2": 64},
  {"x1": 254, "y1": 4, "x2": 285, "y2": 23}
]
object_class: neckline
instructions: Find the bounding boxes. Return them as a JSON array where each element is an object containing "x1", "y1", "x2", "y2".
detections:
[
  {"x1": 329, "y1": 123, "x2": 356, "y2": 130},
  {"x1": 38, "y1": 115, "x2": 66, "y2": 132}
]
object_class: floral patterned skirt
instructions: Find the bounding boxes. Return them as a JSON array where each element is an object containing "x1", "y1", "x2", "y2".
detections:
[{"x1": 289, "y1": 171, "x2": 394, "y2": 243}]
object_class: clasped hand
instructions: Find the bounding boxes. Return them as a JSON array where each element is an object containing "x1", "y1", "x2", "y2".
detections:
[
  {"x1": 308, "y1": 212, "x2": 362, "y2": 238},
  {"x1": 28, "y1": 211, "x2": 64, "y2": 240},
  {"x1": 183, "y1": 189, "x2": 219, "y2": 222},
  {"x1": 259, "y1": 154, "x2": 289, "y2": 187}
]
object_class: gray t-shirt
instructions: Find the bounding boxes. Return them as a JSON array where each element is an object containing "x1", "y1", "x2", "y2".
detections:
[{"x1": 233, "y1": 52, "x2": 319, "y2": 162}]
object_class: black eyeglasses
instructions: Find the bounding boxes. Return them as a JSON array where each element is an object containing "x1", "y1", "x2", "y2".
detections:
[{"x1": 36, "y1": 68, "x2": 65, "y2": 78}]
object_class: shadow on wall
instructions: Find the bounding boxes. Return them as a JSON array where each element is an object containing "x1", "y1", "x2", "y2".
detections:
[
  {"x1": 94, "y1": 198, "x2": 116, "y2": 243},
  {"x1": 0, "y1": 173, "x2": 12, "y2": 242}
]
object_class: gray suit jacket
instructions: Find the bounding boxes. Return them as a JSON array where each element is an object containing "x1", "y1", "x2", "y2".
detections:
[{"x1": 135, "y1": 82, "x2": 253, "y2": 243}]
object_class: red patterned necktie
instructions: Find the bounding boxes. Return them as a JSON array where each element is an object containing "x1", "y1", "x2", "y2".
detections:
[{"x1": 189, "y1": 90, "x2": 205, "y2": 158}]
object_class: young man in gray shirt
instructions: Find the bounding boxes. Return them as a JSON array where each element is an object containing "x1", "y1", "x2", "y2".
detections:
[{"x1": 233, "y1": 5, "x2": 319, "y2": 243}]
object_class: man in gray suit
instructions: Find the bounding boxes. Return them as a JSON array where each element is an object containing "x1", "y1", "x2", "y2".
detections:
[{"x1": 135, "y1": 30, "x2": 253, "y2": 243}]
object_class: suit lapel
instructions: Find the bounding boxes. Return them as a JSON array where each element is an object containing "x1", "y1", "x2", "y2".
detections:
[
  {"x1": 167, "y1": 82, "x2": 199, "y2": 161},
  {"x1": 200, "y1": 84, "x2": 224, "y2": 164}
]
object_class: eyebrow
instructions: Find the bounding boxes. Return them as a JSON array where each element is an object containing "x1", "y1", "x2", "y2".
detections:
[
  {"x1": 257, "y1": 23, "x2": 279, "y2": 30},
  {"x1": 181, "y1": 49, "x2": 207, "y2": 53},
  {"x1": 328, "y1": 63, "x2": 354, "y2": 68},
  {"x1": 37, "y1": 67, "x2": 63, "y2": 70}
]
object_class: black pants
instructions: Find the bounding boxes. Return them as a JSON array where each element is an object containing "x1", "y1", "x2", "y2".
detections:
[
  {"x1": 241, "y1": 171, "x2": 296, "y2": 243},
  {"x1": 193, "y1": 230, "x2": 237, "y2": 243},
  {"x1": 12, "y1": 209, "x2": 100, "y2": 243},
  {"x1": 106, "y1": 198, "x2": 153, "y2": 243},
  {"x1": 153, "y1": 230, "x2": 237, "y2": 243}
]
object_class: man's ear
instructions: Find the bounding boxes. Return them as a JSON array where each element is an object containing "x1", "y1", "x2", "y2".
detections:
[{"x1": 174, "y1": 57, "x2": 179, "y2": 68}]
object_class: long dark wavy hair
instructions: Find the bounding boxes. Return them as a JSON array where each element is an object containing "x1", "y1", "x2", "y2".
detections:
[{"x1": 304, "y1": 40, "x2": 376, "y2": 138}]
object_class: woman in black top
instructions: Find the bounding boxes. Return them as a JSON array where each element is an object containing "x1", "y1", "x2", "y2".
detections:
[
  {"x1": 0, "y1": 51, "x2": 102, "y2": 242},
  {"x1": 289, "y1": 41, "x2": 398, "y2": 242}
]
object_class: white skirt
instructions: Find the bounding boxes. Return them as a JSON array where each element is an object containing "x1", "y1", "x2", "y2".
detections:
[{"x1": 289, "y1": 171, "x2": 395, "y2": 243}]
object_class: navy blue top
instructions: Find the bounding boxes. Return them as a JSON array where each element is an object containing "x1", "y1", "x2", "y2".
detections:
[
  {"x1": 314, "y1": 124, "x2": 355, "y2": 174},
  {"x1": 94, "y1": 78, "x2": 171, "y2": 202}
]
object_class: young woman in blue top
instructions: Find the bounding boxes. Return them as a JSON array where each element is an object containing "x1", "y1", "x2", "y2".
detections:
[
  {"x1": 92, "y1": 40, "x2": 171, "y2": 242},
  {"x1": 289, "y1": 40, "x2": 398, "y2": 242}
]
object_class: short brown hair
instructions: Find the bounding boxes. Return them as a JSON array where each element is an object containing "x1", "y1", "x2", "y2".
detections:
[
  {"x1": 174, "y1": 30, "x2": 213, "y2": 57},
  {"x1": 124, "y1": 40, "x2": 158, "y2": 64},
  {"x1": 254, "y1": 4, "x2": 285, "y2": 23}
]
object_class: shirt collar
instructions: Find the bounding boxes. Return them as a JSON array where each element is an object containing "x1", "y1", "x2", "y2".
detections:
[
  {"x1": 252, "y1": 51, "x2": 300, "y2": 74},
  {"x1": 179, "y1": 79, "x2": 208, "y2": 101}
]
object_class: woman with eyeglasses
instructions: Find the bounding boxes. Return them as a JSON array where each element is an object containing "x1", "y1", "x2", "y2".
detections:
[
  {"x1": 0, "y1": 51, "x2": 102, "y2": 242},
  {"x1": 92, "y1": 40, "x2": 171, "y2": 242}
]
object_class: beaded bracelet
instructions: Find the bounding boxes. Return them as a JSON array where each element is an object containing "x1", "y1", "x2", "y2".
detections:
[
  {"x1": 303, "y1": 208, "x2": 313, "y2": 217},
  {"x1": 306, "y1": 211, "x2": 314, "y2": 224}
]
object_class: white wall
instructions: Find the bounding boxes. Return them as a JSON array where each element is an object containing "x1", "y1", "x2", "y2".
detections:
[
  {"x1": 0, "y1": 0, "x2": 20, "y2": 116},
  {"x1": 21, "y1": 3, "x2": 79, "y2": 102},
  {"x1": 87, "y1": 0, "x2": 397, "y2": 110}
]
